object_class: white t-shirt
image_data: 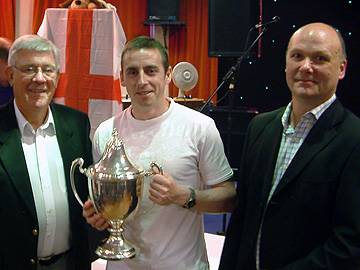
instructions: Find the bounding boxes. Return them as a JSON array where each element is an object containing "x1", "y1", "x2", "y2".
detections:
[{"x1": 93, "y1": 98, "x2": 233, "y2": 270}]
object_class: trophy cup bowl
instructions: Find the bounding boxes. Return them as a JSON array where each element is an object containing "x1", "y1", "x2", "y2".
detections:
[{"x1": 70, "y1": 129, "x2": 162, "y2": 260}]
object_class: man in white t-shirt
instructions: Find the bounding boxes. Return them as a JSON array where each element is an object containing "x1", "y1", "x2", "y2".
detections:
[{"x1": 83, "y1": 36, "x2": 236, "y2": 270}]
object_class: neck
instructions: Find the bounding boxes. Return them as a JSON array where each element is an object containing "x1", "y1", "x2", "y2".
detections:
[
  {"x1": 19, "y1": 106, "x2": 49, "y2": 130},
  {"x1": 291, "y1": 97, "x2": 322, "y2": 126},
  {"x1": 131, "y1": 99, "x2": 170, "y2": 120}
]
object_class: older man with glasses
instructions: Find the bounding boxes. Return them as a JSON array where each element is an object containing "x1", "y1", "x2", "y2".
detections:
[{"x1": 0, "y1": 34, "x2": 93, "y2": 270}]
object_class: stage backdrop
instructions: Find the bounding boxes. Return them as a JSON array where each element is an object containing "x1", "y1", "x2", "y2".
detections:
[
  {"x1": 31, "y1": 0, "x2": 218, "y2": 101},
  {"x1": 38, "y1": 8, "x2": 126, "y2": 137}
]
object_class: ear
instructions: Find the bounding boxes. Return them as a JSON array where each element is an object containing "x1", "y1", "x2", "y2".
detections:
[
  {"x1": 339, "y1": 59, "x2": 347, "y2": 80},
  {"x1": 5, "y1": 66, "x2": 14, "y2": 86},
  {"x1": 120, "y1": 70, "x2": 126, "y2": 87},
  {"x1": 53, "y1": 71, "x2": 60, "y2": 88},
  {"x1": 165, "y1": 66, "x2": 172, "y2": 84}
]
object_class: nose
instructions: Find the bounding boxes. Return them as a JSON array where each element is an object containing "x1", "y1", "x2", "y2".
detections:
[
  {"x1": 299, "y1": 58, "x2": 313, "y2": 72},
  {"x1": 32, "y1": 69, "x2": 47, "y2": 83},
  {"x1": 138, "y1": 70, "x2": 147, "y2": 85}
]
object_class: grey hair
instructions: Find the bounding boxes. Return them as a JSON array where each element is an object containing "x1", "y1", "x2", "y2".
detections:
[{"x1": 8, "y1": 34, "x2": 60, "y2": 70}]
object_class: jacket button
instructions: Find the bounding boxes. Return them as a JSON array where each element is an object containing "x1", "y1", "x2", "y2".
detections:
[
  {"x1": 30, "y1": 258, "x2": 36, "y2": 264},
  {"x1": 32, "y1": 229, "x2": 38, "y2": 236}
]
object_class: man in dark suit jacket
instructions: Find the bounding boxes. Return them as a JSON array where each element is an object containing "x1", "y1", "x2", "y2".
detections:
[
  {"x1": 219, "y1": 23, "x2": 360, "y2": 270},
  {"x1": 0, "y1": 35, "x2": 93, "y2": 269}
]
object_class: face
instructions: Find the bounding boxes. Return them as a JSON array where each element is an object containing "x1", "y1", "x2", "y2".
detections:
[
  {"x1": 121, "y1": 48, "x2": 171, "y2": 117},
  {"x1": 285, "y1": 24, "x2": 347, "y2": 105},
  {"x1": 7, "y1": 50, "x2": 59, "y2": 115}
]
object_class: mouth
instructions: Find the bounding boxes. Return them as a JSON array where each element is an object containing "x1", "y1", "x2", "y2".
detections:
[
  {"x1": 295, "y1": 78, "x2": 318, "y2": 87},
  {"x1": 295, "y1": 78, "x2": 316, "y2": 83},
  {"x1": 28, "y1": 88, "x2": 47, "y2": 94},
  {"x1": 136, "y1": 90, "x2": 153, "y2": 96}
]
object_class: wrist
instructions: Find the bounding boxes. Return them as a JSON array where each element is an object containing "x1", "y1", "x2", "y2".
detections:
[{"x1": 182, "y1": 187, "x2": 196, "y2": 209}]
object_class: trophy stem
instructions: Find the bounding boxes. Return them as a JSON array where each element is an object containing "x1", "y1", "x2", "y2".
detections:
[{"x1": 95, "y1": 220, "x2": 136, "y2": 260}]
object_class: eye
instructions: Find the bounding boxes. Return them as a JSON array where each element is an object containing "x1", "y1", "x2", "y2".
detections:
[
  {"x1": 43, "y1": 66, "x2": 56, "y2": 75},
  {"x1": 23, "y1": 66, "x2": 36, "y2": 74},
  {"x1": 314, "y1": 55, "x2": 329, "y2": 63},
  {"x1": 126, "y1": 69, "x2": 138, "y2": 76},
  {"x1": 145, "y1": 67, "x2": 158, "y2": 75},
  {"x1": 290, "y1": 52, "x2": 303, "y2": 60}
]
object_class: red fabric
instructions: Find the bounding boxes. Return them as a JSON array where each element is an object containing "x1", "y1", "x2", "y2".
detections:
[
  {"x1": 55, "y1": 9, "x2": 121, "y2": 113},
  {"x1": 32, "y1": 0, "x2": 218, "y2": 101}
]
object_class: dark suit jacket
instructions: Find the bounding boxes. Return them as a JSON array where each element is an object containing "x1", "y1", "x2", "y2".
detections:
[
  {"x1": 0, "y1": 101, "x2": 93, "y2": 270},
  {"x1": 220, "y1": 100, "x2": 360, "y2": 270}
]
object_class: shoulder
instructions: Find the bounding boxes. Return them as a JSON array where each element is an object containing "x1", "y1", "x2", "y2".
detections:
[
  {"x1": 50, "y1": 103, "x2": 89, "y2": 123},
  {"x1": 252, "y1": 107, "x2": 284, "y2": 125},
  {"x1": 96, "y1": 111, "x2": 123, "y2": 133},
  {"x1": 51, "y1": 103, "x2": 88, "y2": 119},
  {"x1": 172, "y1": 102, "x2": 215, "y2": 126},
  {"x1": 336, "y1": 107, "x2": 360, "y2": 141},
  {"x1": 93, "y1": 112, "x2": 121, "y2": 143},
  {"x1": 246, "y1": 107, "x2": 284, "y2": 135},
  {"x1": 321, "y1": 100, "x2": 360, "y2": 137}
]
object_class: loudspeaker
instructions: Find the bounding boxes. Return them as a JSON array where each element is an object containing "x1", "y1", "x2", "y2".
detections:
[
  {"x1": 208, "y1": 0, "x2": 255, "y2": 57},
  {"x1": 208, "y1": 107, "x2": 258, "y2": 170},
  {"x1": 148, "y1": 0, "x2": 180, "y2": 21}
]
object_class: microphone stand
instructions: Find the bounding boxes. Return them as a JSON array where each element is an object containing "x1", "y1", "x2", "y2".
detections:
[
  {"x1": 199, "y1": 26, "x2": 267, "y2": 112},
  {"x1": 200, "y1": 26, "x2": 268, "y2": 235}
]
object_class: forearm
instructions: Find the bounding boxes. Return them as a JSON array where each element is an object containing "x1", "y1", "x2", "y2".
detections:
[
  {"x1": 149, "y1": 174, "x2": 236, "y2": 212},
  {"x1": 163, "y1": 180, "x2": 236, "y2": 212},
  {"x1": 194, "y1": 181, "x2": 236, "y2": 213},
  {"x1": 195, "y1": 181, "x2": 236, "y2": 213}
]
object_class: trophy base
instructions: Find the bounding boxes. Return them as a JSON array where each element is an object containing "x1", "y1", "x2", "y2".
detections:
[{"x1": 95, "y1": 235, "x2": 136, "y2": 260}]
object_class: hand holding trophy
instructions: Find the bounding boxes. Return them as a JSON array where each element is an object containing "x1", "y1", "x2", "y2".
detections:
[{"x1": 70, "y1": 128, "x2": 162, "y2": 260}]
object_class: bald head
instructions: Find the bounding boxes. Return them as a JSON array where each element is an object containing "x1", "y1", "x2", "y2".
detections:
[
  {"x1": 287, "y1": 23, "x2": 346, "y2": 61},
  {"x1": 285, "y1": 22, "x2": 348, "y2": 111}
]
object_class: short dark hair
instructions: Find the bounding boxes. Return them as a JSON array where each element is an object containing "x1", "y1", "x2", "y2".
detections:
[{"x1": 121, "y1": 36, "x2": 169, "y2": 71}]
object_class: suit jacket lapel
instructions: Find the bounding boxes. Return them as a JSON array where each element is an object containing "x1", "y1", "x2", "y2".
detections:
[
  {"x1": 51, "y1": 104, "x2": 74, "y2": 183},
  {"x1": 272, "y1": 100, "x2": 344, "y2": 197},
  {"x1": 0, "y1": 102, "x2": 37, "y2": 221},
  {"x1": 50, "y1": 104, "x2": 79, "y2": 209}
]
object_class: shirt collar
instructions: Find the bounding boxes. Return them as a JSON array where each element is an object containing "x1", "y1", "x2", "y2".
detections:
[
  {"x1": 14, "y1": 99, "x2": 56, "y2": 136},
  {"x1": 281, "y1": 94, "x2": 337, "y2": 129}
]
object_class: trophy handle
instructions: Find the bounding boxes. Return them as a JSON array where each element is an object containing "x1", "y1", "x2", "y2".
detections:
[
  {"x1": 147, "y1": 161, "x2": 163, "y2": 176},
  {"x1": 133, "y1": 161, "x2": 163, "y2": 217},
  {"x1": 70, "y1": 157, "x2": 87, "y2": 207}
]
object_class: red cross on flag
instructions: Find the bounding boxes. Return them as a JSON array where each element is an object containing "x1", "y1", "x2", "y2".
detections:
[{"x1": 37, "y1": 8, "x2": 126, "y2": 136}]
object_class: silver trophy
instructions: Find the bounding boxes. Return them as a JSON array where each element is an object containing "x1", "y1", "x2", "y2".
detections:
[{"x1": 70, "y1": 129, "x2": 162, "y2": 260}]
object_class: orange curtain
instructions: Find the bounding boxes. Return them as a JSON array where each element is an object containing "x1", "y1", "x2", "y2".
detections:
[
  {"x1": 32, "y1": 0, "x2": 65, "y2": 33},
  {"x1": 32, "y1": 0, "x2": 217, "y2": 100},
  {"x1": 168, "y1": 0, "x2": 218, "y2": 99},
  {"x1": 0, "y1": 0, "x2": 16, "y2": 40}
]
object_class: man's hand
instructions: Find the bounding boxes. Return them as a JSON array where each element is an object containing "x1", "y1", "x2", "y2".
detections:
[
  {"x1": 82, "y1": 200, "x2": 109, "y2": 231},
  {"x1": 149, "y1": 173, "x2": 189, "y2": 206}
]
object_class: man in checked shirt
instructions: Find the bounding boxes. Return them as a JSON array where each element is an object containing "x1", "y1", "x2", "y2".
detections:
[{"x1": 220, "y1": 22, "x2": 360, "y2": 270}]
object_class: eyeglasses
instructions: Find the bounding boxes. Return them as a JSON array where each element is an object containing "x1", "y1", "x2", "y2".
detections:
[{"x1": 12, "y1": 65, "x2": 58, "y2": 78}]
